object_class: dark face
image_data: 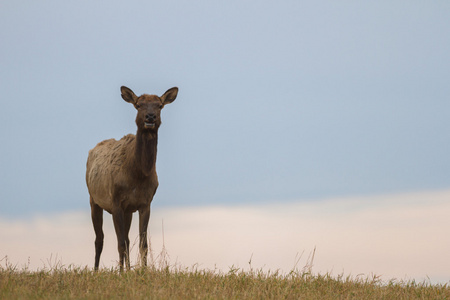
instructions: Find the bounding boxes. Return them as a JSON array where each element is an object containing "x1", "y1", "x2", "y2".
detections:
[
  {"x1": 134, "y1": 94, "x2": 163, "y2": 132},
  {"x1": 120, "y1": 85, "x2": 178, "y2": 132}
]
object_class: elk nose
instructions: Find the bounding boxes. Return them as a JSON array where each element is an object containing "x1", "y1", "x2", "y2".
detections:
[{"x1": 145, "y1": 113, "x2": 156, "y2": 122}]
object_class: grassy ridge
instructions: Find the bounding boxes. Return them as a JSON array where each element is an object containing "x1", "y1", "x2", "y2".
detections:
[{"x1": 1, "y1": 263, "x2": 449, "y2": 299}]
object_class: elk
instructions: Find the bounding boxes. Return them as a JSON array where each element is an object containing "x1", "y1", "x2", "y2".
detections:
[{"x1": 86, "y1": 85, "x2": 178, "y2": 271}]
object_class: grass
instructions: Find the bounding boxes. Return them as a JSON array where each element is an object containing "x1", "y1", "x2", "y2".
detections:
[{"x1": 1, "y1": 253, "x2": 449, "y2": 300}]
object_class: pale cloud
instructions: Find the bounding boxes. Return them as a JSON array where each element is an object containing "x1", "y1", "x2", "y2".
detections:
[{"x1": 1, "y1": 190, "x2": 450, "y2": 284}]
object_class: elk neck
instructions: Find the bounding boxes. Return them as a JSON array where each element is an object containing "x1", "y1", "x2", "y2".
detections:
[{"x1": 134, "y1": 129, "x2": 158, "y2": 177}]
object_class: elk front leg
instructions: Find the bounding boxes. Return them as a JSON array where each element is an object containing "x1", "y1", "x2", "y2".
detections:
[
  {"x1": 124, "y1": 212, "x2": 133, "y2": 270},
  {"x1": 112, "y1": 208, "x2": 130, "y2": 271},
  {"x1": 139, "y1": 206, "x2": 150, "y2": 267}
]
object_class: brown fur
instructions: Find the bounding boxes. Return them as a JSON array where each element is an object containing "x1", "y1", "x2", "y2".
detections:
[{"x1": 86, "y1": 86, "x2": 178, "y2": 271}]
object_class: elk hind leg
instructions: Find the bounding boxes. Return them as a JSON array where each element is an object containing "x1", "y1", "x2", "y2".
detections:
[{"x1": 90, "y1": 198, "x2": 104, "y2": 271}]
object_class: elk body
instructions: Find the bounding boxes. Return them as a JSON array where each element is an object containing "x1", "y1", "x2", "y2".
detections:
[{"x1": 86, "y1": 86, "x2": 178, "y2": 270}]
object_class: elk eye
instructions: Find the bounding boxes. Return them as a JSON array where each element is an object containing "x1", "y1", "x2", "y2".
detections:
[
  {"x1": 159, "y1": 104, "x2": 163, "y2": 109},
  {"x1": 135, "y1": 104, "x2": 140, "y2": 109}
]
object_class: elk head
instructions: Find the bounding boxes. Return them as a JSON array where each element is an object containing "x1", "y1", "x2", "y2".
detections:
[{"x1": 120, "y1": 86, "x2": 178, "y2": 132}]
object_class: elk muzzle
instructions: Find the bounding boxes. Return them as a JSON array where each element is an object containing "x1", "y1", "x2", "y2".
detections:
[{"x1": 144, "y1": 113, "x2": 156, "y2": 129}]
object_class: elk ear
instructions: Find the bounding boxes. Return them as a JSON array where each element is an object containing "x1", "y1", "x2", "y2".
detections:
[
  {"x1": 160, "y1": 87, "x2": 178, "y2": 106},
  {"x1": 120, "y1": 86, "x2": 138, "y2": 104}
]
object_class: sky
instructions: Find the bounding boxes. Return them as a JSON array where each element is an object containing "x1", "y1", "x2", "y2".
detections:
[
  {"x1": 1, "y1": 0, "x2": 450, "y2": 282},
  {"x1": 2, "y1": 190, "x2": 450, "y2": 283}
]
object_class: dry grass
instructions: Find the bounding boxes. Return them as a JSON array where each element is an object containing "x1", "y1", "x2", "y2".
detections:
[{"x1": 1, "y1": 253, "x2": 449, "y2": 300}]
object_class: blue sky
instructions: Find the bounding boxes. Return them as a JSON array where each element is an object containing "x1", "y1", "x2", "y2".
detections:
[{"x1": 1, "y1": 1, "x2": 449, "y2": 217}]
